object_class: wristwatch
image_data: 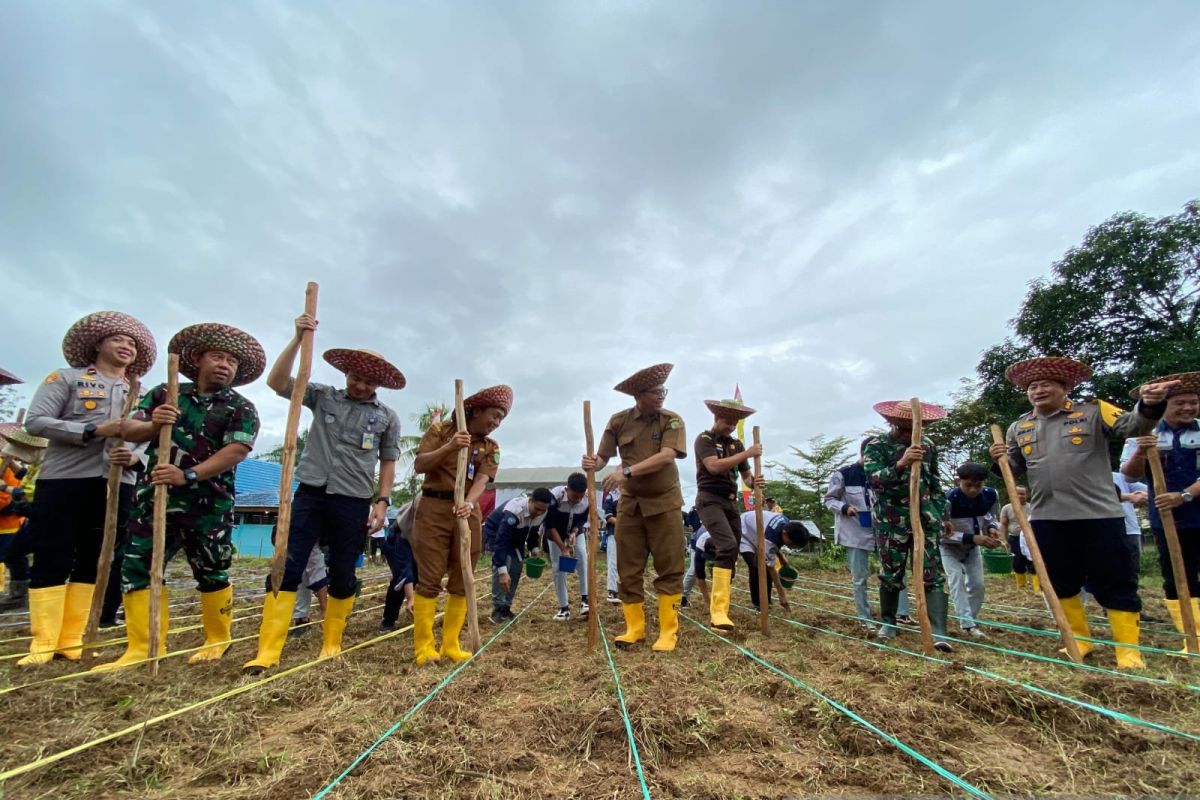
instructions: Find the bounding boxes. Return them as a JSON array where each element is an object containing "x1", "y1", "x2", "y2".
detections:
[
  {"x1": 622, "y1": 465, "x2": 633, "y2": 479},
  {"x1": 374, "y1": 496, "x2": 391, "y2": 506},
  {"x1": 183, "y1": 468, "x2": 199, "y2": 487},
  {"x1": 82, "y1": 423, "x2": 98, "y2": 443},
  {"x1": 1182, "y1": 491, "x2": 1194, "y2": 504}
]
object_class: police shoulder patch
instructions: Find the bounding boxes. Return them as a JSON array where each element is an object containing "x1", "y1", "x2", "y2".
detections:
[
  {"x1": 1097, "y1": 399, "x2": 1124, "y2": 427},
  {"x1": 44, "y1": 372, "x2": 61, "y2": 384}
]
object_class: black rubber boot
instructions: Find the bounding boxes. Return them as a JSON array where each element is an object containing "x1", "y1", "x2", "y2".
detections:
[
  {"x1": 928, "y1": 591, "x2": 954, "y2": 652},
  {"x1": 877, "y1": 586, "x2": 899, "y2": 639}
]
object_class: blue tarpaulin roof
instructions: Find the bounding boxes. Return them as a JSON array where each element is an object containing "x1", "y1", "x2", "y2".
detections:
[{"x1": 235, "y1": 459, "x2": 299, "y2": 509}]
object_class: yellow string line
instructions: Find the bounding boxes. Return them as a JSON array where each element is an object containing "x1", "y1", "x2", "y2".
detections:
[{"x1": 0, "y1": 582, "x2": 495, "y2": 784}]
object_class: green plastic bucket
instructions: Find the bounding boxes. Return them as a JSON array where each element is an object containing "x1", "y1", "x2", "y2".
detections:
[
  {"x1": 778, "y1": 564, "x2": 799, "y2": 589},
  {"x1": 983, "y1": 550, "x2": 1013, "y2": 575},
  {"x1": 524, "y1": 557, "x2": 548, "y2": 579}
]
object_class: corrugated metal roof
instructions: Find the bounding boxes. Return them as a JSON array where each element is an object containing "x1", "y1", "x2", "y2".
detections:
[
  {"x1": 491, "y1": 466, "x2": 616, "y2": 489},
  {"x1": 234, "y1": 459, "x2": 299, "y2": 509}
]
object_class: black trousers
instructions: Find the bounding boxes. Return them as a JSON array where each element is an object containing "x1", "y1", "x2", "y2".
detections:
[
  {"x1": 1007, "y1": 535, "x2": 1032, "y2": 574},
  {"x1": 696, "y1": 492, "x2": 741, "y2": 569},
  {"x1": 1, "y1": 521, "x2": 34, "y2": 580},
  {"x1": 277, "y1": 485, "x2": 369, "y2": 599},
  {"x1": 1153, "y1": 526, "x2": 1200, "y2": 600},
  {"x1": 1031, "y1": 517, "x2": 1140, "y2": 612},
  {"x1": 740, "y1": 551, "x2": 773, "y2": 609},
  {"x1": 29, "y1": 478, "x2": 133, "y2": 589}
]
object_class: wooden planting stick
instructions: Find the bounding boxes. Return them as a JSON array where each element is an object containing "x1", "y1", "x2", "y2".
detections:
[
  {"x1": 83, "y1": 375, "x2": 140, "y2": 659},
  {"x1": 1145, "y1": 444, "x2": 1198, "y2": 654},
  {"x1": 583, "y1": 401, "x2": 601, "y2": 650},
  {"x1": 270, "y1": 282, "x2": 319, "y2": 595},
  {"x1": 990, "y1": 424, "x2": 1083, "y2": 662},
  {"x1": 753, "y1": 426, "x2": 768, "y2": 635},
  {"x1": 453, "y1": 380, "x2": 481, "y2": 651},
  {"x1": 147, "y1": 354, "x2": 180, "y2": 675},
  {"x1": 907, "y1": 398, "x2": 935, "y2": 656}
]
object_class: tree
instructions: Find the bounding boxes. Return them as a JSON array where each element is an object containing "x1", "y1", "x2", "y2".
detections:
[
  {"x1": 923, "y1": 379, "x2": 996, "y2": 478},
  {"x1": 979, "y1": 200, "x2": 1200, "y2": 409},
  {"x1": 765, "y1": 435, "x2": 854, "y2": 533},
  {"x1": 260, "y1": 429, "x2": 308, "y2": 464},
  {"x1": 398, "y1": 402, "x2": 450, "y2": 473},
  {"x1": 0, "y1": 386, "x2": 19, "y2": 421}
]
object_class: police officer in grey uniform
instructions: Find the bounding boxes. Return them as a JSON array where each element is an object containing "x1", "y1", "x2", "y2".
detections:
[
  {"x1": 989, "y1": 356, "x2": 1175, "y2": 670},
  {"x1": 244, "y1": 313, "x2": 404, "y2": 673},
  {"x1": 19, "y1": 311, "x2": 157, "y2": 666}
]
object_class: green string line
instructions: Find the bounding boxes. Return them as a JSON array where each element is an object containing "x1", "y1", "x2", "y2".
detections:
[
  {"x1": 747, "y1": 590, "x2": 1200, "y2": 693},
  {"x1": 790, "y1": 572, "x2": 1181, "y2": 637},
  {"x1": 737, "y1": 600, "x2": 1200, "y2": 743},
  {"x1": 598, "y1": 616, "x2": 653, "y2": 799},
  {"x1": 679, "y1": 613, "x2": 993, "y2": 800},
  {"x1": 313, "y1": 584, "x2": 551, "y2": 800},
  {"x1": 781, "y1": 580, "x2": 1197, "y2": 657}
]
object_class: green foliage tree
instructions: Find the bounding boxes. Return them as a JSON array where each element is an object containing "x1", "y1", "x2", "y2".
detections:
[
  {"x1": 979, "y1": 200, "x2": 1200, "y2": 414},
  {"x1": 765, "y1": 434, "x2": 854, "y2": 534},
  {"x1": 0, "y1": 386, "x2": 19, "y2": 421},
  {"x1": 261, "y1": 429, "x2": 308, "y2": 464}
]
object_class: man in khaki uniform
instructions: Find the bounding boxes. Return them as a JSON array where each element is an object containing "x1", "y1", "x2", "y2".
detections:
[
  {"x1": 583, "y1": 363, "x2": 687, "y2": 652},
  {"x1": 989, "y1": 356, "x2": 1174, "y2": 669}
]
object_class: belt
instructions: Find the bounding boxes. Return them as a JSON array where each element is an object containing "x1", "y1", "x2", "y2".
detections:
[{"x1": 422, "y1": 489, "x2": 455, "y2": 501}]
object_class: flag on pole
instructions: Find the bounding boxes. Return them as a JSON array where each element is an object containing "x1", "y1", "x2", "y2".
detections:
[{"x1": 735, "y1": 385, "x2": 752, "y2": 510}]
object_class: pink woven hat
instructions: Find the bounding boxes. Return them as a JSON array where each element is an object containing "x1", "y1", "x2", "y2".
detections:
[
  {"x1": 168, "y1": 323, "x2": 266, "y2": 387},
  {"x1": 614, "y1": 363, "x2": 673, "y2": 395},
  {"x1": 464, "y1": 385, "x2": 514, "y2": 415},
  {"x1": 61, "y1": 311, "x2": 157, "y2": 377},
  {"x1": 1005, "y1": 357, "x2": 1092, "y2": 392},
  {"x1": 872, "y1": 400, "x2": 947, "y2": 425},
  {"x1": 323, "y1": 348, "x2": 406, "y2": 391}
]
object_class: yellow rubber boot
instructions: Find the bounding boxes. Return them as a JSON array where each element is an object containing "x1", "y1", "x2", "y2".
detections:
[
  {"x1": 56, "y1": 582, "x2": 96, "y2": 661},
  {"x1": 615, "y1": 602, "x2": 646, "y2": 648},
  {"x1": 319, "y1": 595, "x2": 356, "y2": 658},
  {"x1": 1014, "y1": 572, "x2": 1027, "y2": 590},
  {"x1": 242, "y1": 590, "x2": 297, "y2": 674},
  {"x1": 189, "y1": 586, "x2": 234, "y2": 664},
  {"x1": 652, "y1": 593, "x2": 682, "y2": 652},
  {"x1": 91, "y1": 589, "x2": 169, "y2": 671},
  {"x1": 439, "y1": 594, "x2": 472, "y2": 663},
  {"x1": 709, "y1": 567, "x2": 735, "y2": 630},
  {"x1": 1031, "y1": 574, "x2": 1041, "y2": 594},
  {"x1": 1057, "y1": 594, "x2": 1093, "y2": 659},
  {"x1": 17, "y1": 585, "x2": 67, "y2": 666},
  {"x1": 413, "y1": 594, "x2": 441, "y2": 665},
  {"x1": 1107, "y1": 609, "x2": 1146, "y2": 670}
]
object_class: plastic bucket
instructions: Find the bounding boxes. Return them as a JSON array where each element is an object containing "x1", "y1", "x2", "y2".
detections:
[
  {"x1": 557, "y1": 555, "x2": 578, "y2": 574},
  {"x1": 983, "y1": 550, "x2": 1014, "y2": 575},
  {"x1": 778, "y1": 564, "x2": 799, "y2": 589},
  {"x1": 524, "y1": 557, "x2": 547, "y2": 579},
  {"x1": 857, "y1": 510, "x2": 872, "y2": 529}
]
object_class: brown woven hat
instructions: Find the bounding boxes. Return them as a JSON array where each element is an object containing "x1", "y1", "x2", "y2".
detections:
[
  {"x1": 1005, "y1": 357, "x2": 1092, "y2": 391},
  {"x1": 0, "y1": 367, "x2": 21, "y2": 386},
  {"x1": 168, "y1": 323, "x2": 265, "y2": 387},
  {"x1": 1129, "y1": 371, "x2": 1200, "y2": 400},
  {"x1": 61, "y1": 311, "x2": 157, "y2": 377},
  {"x1": 0, "y1": 424, "x2": 48, "y2": 449},
  {"x1": 873, "y1": 400, "x2": 947, "y2": 425},
  {"x1": 464, "y1": 385, "x2": 513, "y2": 415},
  {"x1": 705, "y1": 399, "x2": 756, "y2": 421},
  {"x1": 614, "y1": 363, "x2": 673, "y2": 395},
  {"x1": 323, "y1": 348, "x2": 406, "y2": 390}
]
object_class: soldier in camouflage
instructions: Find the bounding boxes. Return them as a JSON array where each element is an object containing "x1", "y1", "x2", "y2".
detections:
[
  {"x1": 94, "y1": 323, "x2": 264, "y2": 671},
  {"x1": 863, "y1": 400, "x2": 954, "y2": 650}
]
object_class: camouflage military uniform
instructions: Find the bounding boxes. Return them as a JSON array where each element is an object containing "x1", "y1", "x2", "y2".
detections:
[
  {"x1": 863, "y1": 432, "x2": 948, "y2": 592},
  {"x1": 121, "y1": 383, "x2": 259, "y2": 592}
]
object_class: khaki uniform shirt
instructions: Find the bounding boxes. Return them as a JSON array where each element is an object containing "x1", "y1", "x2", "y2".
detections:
[
  {"x1": 25, "y1": 365, "x2": 139, "y2": 483},
  {"x1": 598, "y1": 407, "x2": 687, "y2": 516},
  {"x1": 417, "y1": 419, "x2": 500, "y2": 493},
  {"x1": 694, "y1": 430, "x2": 750, "y2": 498},
  {"x1": 279, "y1": 380, "x2": 401, "y2": 499},
  {"x1": 1001, "y1": 398, "x2": 1161, "y2": 521}
]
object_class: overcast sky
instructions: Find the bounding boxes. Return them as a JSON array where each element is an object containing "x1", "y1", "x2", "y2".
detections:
[{"x1": 2, "y1": 1, "x2": 1198, "y2": 498}]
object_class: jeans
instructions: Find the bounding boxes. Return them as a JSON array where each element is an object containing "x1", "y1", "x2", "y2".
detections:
[
  {"x1": 281, "y1": 486, "x2": 370, "y2": 600},
  {"x1": 606, "y1": 532, "x2": 618, "y2": 593},
  {"x1": 491, "y1": 551, "x2": 523, "y2": 612},
  {"x1": 550, "y1": 533, "x2": 588, "y2": 607},
  {"x1": 846, "y1": 546, "x2": 874, "y2": 622},
  {"x1": 940, "y1": 545, "x2": 985, "y2": 629},
  {"x1": 682, "y1": 553, "x2": 697, "y2": 601}
]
